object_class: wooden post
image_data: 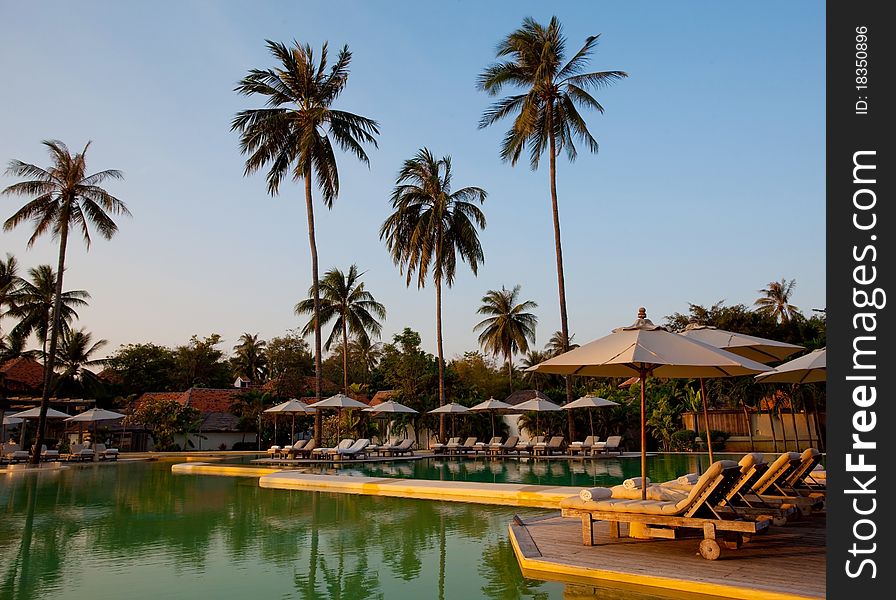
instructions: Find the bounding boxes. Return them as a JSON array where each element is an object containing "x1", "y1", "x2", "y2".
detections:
[{"x1": 581, "y1": 514, "x2": 594, "y2": 546}]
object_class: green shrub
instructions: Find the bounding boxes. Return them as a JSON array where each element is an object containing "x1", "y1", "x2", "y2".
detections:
[
  {"x1": 671, "y1": 429, "x2": 698, "y2": 451},
  {"x1": 707, "y1": 430, "x2": 729, "y2": 450}
]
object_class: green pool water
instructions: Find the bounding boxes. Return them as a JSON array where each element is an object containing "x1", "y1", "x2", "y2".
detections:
[
  {"x1": 1, "y1": 460, "x2": 685, "y2": 600},
  {"x1": 275, "y1": 453, "x2": 749, "y2": 489}
]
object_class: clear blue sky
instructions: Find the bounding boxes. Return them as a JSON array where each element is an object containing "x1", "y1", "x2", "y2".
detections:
[{"x1": 0, "y1": 1, "x2": 825, "y2": 362}]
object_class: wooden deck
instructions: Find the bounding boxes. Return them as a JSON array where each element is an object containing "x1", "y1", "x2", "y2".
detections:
[{"x1": 510, "y1": 513, "x2": 825, "y2": 600}]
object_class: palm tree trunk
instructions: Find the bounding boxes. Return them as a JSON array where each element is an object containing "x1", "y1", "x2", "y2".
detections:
[
  {"x1": 506, "y1": 345, "x2": 513, "y2": 391},
  {"x1": 768, "y1": 405, "x2": 778, "y2": 452},
  {"x1": 435, "y1": 274, "x2": 446, "y2": 442},
  {"x1": 547, "y1": 103, "x2": 575, "y2": 441},
  {"x1": 789, "y1": 390, "x2": 801, "y2": 451},
  {"x1": 30, "y1": 217, "x2": 69, "y2": 464},
  {"x1": 305, "y1": 171, "x2": 323, "y2": 444},
  {"x1": 342, "y1": 318, "x2": 349, "y2": 394}
]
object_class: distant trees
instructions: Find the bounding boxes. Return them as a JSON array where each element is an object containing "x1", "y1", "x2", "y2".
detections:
[
  {"x1": 104, "y1": 343, "x2": 179, "y2": 396},
  {"x1": 231, "y1": 332, "x2": 268, "y2": 382},
  {"x1": 754, "y1": 278, "x2": 801, "y2": 323},
  {"x1": 124, "y1": 397, "x2": 201, "y2": 451},
  {"x1": 474, "y1": 285, "x2": 537, "y2": 389}
]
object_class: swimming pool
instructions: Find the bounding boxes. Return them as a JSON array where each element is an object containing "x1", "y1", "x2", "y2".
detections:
[
  {"x1": 1, "y1": 460, "x2": 684, "y2": 599},
  {"x1": 271, "y1": 453, "x2": 748, "y2": 489}
]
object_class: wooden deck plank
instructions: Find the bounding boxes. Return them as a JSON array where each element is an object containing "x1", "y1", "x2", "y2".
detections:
[{"x1": 510, "y1": 514, "x2": 825, "y2": 600}]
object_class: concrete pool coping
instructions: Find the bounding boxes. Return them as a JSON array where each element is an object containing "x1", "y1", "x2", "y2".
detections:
[{"x1": 172, "y1": 461, "x2": 578, "y2": 508}]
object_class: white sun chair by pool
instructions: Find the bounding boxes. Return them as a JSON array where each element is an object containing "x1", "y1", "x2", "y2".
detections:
[
  {"x1": 283, "y1": 439, "x2": 307, "y2": 459},
  {"x1": 40, "y1": 444, "x2": 60, "y2": 461},
  {"x1": 66, "y1": 443, "x2": 95, "y2": 461},
  {"x1": 568, "y1": 436, "x2": 598, "y2": 455},
  {"x1": 430, "y1": 437, "x2": 459, "y2": 455},
  {"x1": 488, "y1": 435, "x2": 519, "y2": 456},
  {"x1": 591, "y1": 435, "x2": 622, "y2": 455},
  {"x1": 333, "y1": 438, "x2": 370, "y2": 460},
  {"x1": 312, "y1": 438, "x2": 354, "y2": 458},
  {"x1": 384, "y1": 438, "x2": 415, "y2": 456},
  {"x1": 93, "y1": 443, "x2": 119, "y2": 461}
]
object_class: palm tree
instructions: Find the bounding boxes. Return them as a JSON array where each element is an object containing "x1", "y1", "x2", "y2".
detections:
[
  {"x1": 478, "y1": 17, "x2": 626, "y2": 439},
  {"x1": 295, "y1": 265, "x2": 386, "y2": 393},
  {"x1": 545, "y1": 329, "x2": 579, "y2": 357},
  {"x1": 380, "y1": 148, "x2": 486, "y2": 440},
  {"x1": 54, "y1": 327, "x2": 107, "y2": 394},
  {"x1": 9, "y1": 265, "x2": 89, "y2": 362},
  {"x1": 232, "y1": 332, "x2": 268, "y2": 382},
  {"x1": 521, "y1": 349, "x2": 551, "y2": 391},
  {"x1": 0, "y1": 331, "x2": 39, "y2": 363},
  {"x1": 474, "y1": 285, "x2": 538, "y2": 389},
  {"x1": 754, "y1": 278, "x2": 801, "y2": 323},
  {"x1": 0, "y1": 254, "x2": 24, "y2": 332},
  {"x1": 233, "y1": 40, "x2": 379, "y2": 443},
  {"x1": 3, "y1": 140, "x2": 128, "y2": 464},
  {"x1": 348, "y1": 337, "x2": 382, "y2": 384}
]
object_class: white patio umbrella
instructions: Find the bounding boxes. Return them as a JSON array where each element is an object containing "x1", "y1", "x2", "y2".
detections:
[
  {"x1": 363, "y1": 400, "x2": 418, "y2": 441},
  {"x1": 469, "y1": 397, "x2": 516, "y2": 439},
  {"x1": 428, "y1": 403, "x2": 469, "y2": 438},
  {"x1": 562, "y1": 395, "x2": 619, "y2": 438},
  {"x1": 755, "y1": 348, "x2": 826, "y2": 383},
  {"x1": 527, "y1": 308, "x2": 770, "y2": 499},
  {"x1": 307, "y1": 393, "x2": 369, "y2": 442},
  {"x1": 513, "y1": 397, "x2": 562, "y2": 438},
  {"x1": 679, "y1": 324, "x2": 804, "y2": 461},
  {"x1": 264, "y1": 399, "x2": 314, "y2": 444},
  {"x1": 11, "y1": 407, "x2": 71, "y2": 450},
  {"x1": 66, "y1": 408, "x2": 126, "y2": 445}
]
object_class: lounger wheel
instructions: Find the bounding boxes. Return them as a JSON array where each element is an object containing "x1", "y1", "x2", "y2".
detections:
[
  {"x1": 698, "y1": 539, "x2": 721, "y2": 560},
  {"x1": 772, "y1": 515, "x2": 788, "y2": 527},
  {"x1": 740, "y1": 533, "x2": 752, "y2": 545}
]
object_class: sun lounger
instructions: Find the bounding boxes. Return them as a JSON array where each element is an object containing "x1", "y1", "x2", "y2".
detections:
[
  {"x1": 282, "y1": 439, "x2": 307, "y2": 459},
  {"x1": 591, "y1": 435, "x2": 622, "y2": 455},
  {"x1": 93, "y1": 443, "x2": 119, "y2": 461},
  {"x1": 449, "y1": 437, "x2": 477, "y2": 455},
  {"x1": 292, "y1": 439, "x2": 318, "y2": 458},
  {"x1": 266, "y1": 444, "x2": 283, "y2": 459},
  {"x1": 39, "y1": 444, "x2": 60, "y2": 461},
  {"x1": 560, "y1": 460, "x2": 770, "y2": 560},
  {"x1": 313, "y1": 438, "x2": 354, "y2": 458},
  {"x1": 746, "y1": 451, "x2": 825, "y2": 515},
  {"x1": 66, "y1": 443, "x2": 95, "y2": 461},
  {"x1": 334, "y1": 438, "x2": 370, "y2": 459},
  {"x1": 568, "y1": 436, "x2": 598, "y2": 455},
  {"x1": 516, "y1": 436, "x2": 544, "y2": 455},
  {"x1": 2, "y1": 443, "x2": 30, "y2": 463},
  {"x1": 533, "y1": 436, "x2": 566, "y2": 457},
  {"x1": 785, "y1": 448, "x2": 826, "y2": 492},
  {"x1": 383, "y1": 438, "x2": 415, "y2": 456},
  {"x1": 488, "y1": 435, "x2": 518, "y2": 456},
  {"x1": 430, "y1": 437, "x2": 459, "y2": 455}
]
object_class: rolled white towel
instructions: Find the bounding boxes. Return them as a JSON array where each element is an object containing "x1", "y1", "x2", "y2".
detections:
[
  {"x1": 579, "y1": 487, "x2": 612, "y2": 501},
  {"x1": 676, "y1": 473, "x2": 699, "y2": 485},
  {"x1": 622, "y1": 477, "x2": 650, "y2": 490}
]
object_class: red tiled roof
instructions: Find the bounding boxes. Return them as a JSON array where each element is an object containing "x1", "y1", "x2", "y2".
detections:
[
  {"x1": 369, "y1": 390, "x2": 394, "y2": 406},
  {"x1": 0, "y1": 357, "x2": 46, "y2": 392},
  {"x1": 182, "y1": 388, "x2": 243, "y2": 413},
  {"x1": 133, "y1": 392, "x2": 185, "y2": 410}
]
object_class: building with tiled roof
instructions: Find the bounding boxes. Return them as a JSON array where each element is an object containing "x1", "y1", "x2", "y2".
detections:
[
  {"x1": 369, "y1": 390, "x2": 395, "y2": 406},
  {"x1": 503, "y1": 389, "x2": 550, "y2": 406},
  {"x1": 132, "y1": 387, "x2": 247, "y2": 450},
  {"x1": 0, "y1": 357, "x2": 46, "y2": 394}
]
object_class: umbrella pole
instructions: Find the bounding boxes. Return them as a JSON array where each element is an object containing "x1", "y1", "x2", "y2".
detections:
[
  {"x1": 274, "y1": 417, "x2": 278, "y2": 447},
  {"x1": 640, "y1": 371, "x2": 647, "y2": 501},
  {"x1": 491, "y1": 411, "x2": 495, "y2": 439},
  {"x1": 589, "y1": 409, "x2": 594, "y2": 439},
  {"x1": 292, "y1": 414, "x2": 296, "y2": 443},
  {"x1": 699, "y1": 378, "x2": 713, "y2": 463}
]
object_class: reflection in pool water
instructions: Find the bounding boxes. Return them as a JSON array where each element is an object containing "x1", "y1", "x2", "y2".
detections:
[
  {"x1": 0, "y1": 461, "x2": 678, "y2": 599},
  {"x1": 290, "y1": 453, "x2": 746, "y2": 489}
]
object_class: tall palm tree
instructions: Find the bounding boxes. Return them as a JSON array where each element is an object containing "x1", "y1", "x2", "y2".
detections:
[
  {"x1": 9, "y1": 265, "x2": 89, "y2": 362},
  {"x1": 232, "y1": 333, "x2": 268, "y2": 382},
  {"x1": 233, "y1": 40, "x2": 379, "y2": 443},
  {"x1": 0, "y1": 254, "x2": 24, "y2": 332},
  {"x1": 478, "y1": 17, "x2": 626, "y2": 439},
  {"x1": 3, "y1": 140, "x2": 128, "y2": 464},
  {"x1": 754, "y1": 278, "x2": 801, "y2": 323},
  {"x1": 474, "y1": 285, "x2": 538, "y2": 389},
  {"x1": 54, "y1": 327, "x2": 107, "y2": 394},
  {"x1": 295, "y1": 265, "x2": 386, "y2": 393},
  {"x1": 380, "y1": 148, "x2": 486, "y2": 441}
]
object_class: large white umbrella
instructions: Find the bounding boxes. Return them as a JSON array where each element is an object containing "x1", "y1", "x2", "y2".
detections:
[
  {"x1": 428, "y1": 403, "x2": 469, "y2": 438},
  {"x1": 528, "y1": 308, "x2": 770, "y2": 499},
  {"x1": 307, "y1": 393, "x2": 369, "y2": 442},
  {"x1": 264, "y1": 399, "x2": 314, "y2": 444},
  {"x1": 11, "y1": 407, "x2": 71, "y2": 451},
  {"x1": 469, "y1": 397, "x2": 516, "y2": 439},
  {"x1": 66, "y1": 408, "x2": 126, "y2": 445},
  {"x1": 679, "y1": 324, "x2": 804, "y2": 461},
  {"x1": 514, "y1": 397, "x2": 562, "y2": 437},
  {"x1": 363, "y1": 400, "x2": 417, "y2": 441},
  {"x1": 755, "y1": 348, "x2": 826, "y2": 383},
  {"x1": 562, "y1": 395, "x2": 619, "y2": 438}
]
